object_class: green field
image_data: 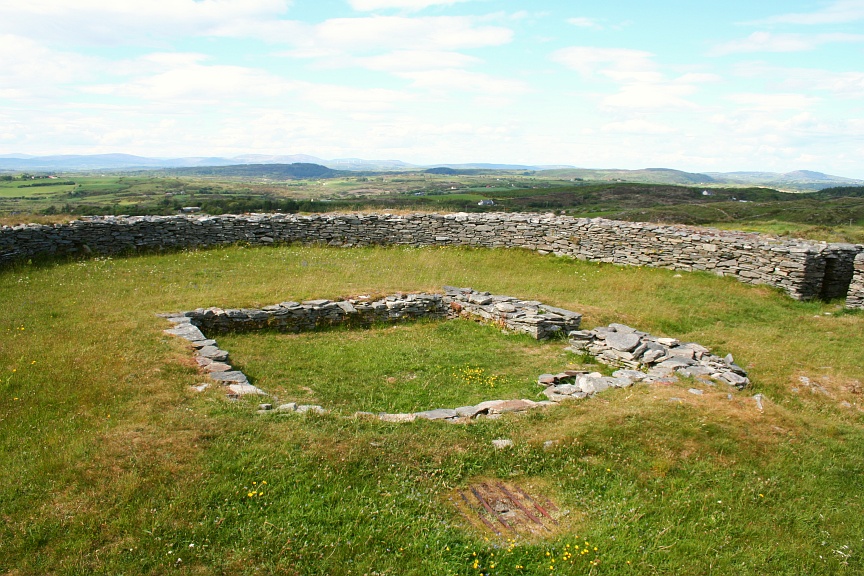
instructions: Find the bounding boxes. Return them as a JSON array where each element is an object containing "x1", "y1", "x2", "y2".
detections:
[
  {"x1": 2, "y1": 244, "x2": 863, "y2": 574},
  {"x1": 3, "y1": 171, "x2": 864, "y2": 246}
]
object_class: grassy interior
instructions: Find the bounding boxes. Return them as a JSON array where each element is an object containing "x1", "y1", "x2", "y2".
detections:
[
  {"x1": 219, "y1": 320, "x2": 583, "y2": 414},
  {"x1": 1, "y1": 244, "x2": 863, "y2": 575}
]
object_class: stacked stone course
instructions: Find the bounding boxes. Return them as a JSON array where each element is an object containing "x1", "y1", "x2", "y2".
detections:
[
  {"x1": 184, "y1": 288, "x2": 582, "y2": 339},
  {"x1": 846, "y1": 253, "x2": 864, "y2": 309},
  {"x1": 165, "y1": 288, "x2": 747, "y2": 423},
  {"x1": 2, "y1": 212, "x2": 861, "y2": 303}
]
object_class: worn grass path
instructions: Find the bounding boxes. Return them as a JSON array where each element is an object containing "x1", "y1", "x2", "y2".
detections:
[{"x1": 1, "y1": 245, "x2": 863, "y2": 574}]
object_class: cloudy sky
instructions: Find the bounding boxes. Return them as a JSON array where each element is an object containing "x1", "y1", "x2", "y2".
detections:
[{"x1": 1, "y1": 0, "x2": 863, "y2": 176}]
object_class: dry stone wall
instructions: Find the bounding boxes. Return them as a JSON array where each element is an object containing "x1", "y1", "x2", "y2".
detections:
[
  {"x1": 2, "y1": 212, "x2": 861, "y2": 302},
  {"x1": 164, "y1": 288, "x2": 748, "y2": 422},
  {"x1": 846, "y1": 253, "x2": 864, "y2": 309},
  {"x1": 183, "y1": 288, "x2": 582, "y2": 340}
]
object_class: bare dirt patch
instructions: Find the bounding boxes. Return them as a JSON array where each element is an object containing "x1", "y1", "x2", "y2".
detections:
[{"x1": 449, "y1": 478, "x2": 575, "y2": 540}]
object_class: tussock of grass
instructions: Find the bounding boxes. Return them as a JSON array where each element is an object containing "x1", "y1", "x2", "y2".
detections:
[{"x1": 1, "y1": 245, "x2": 863, "y2": 574}]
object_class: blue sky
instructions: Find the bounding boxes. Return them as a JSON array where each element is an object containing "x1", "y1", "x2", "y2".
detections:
[{"x1": 1, "y1": 0, "x2": 863, "y2": 176}]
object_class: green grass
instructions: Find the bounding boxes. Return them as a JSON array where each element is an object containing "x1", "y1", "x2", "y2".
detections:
[
  {"x1": 0, "y1": 181, "x2": 76, "y2": 198},
  {"x1": 1, "y1": 245, "x2": 863, "y2": 574},
  {"x1": 708, "y1": 221, "x2": 864, "y2": 244},
  {"x1": 219, "y1": 320, "x2": 578, "y2": 414}
]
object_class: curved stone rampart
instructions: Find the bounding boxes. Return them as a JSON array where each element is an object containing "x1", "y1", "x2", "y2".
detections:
[{"x1": 2, "y1": 212, "x2": 861, "y2": 302}]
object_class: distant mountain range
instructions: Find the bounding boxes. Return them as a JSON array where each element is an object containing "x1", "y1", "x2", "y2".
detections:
[
  {"x1": 0, "y1": 153, "x2": 415, "y2": 172},
  {"x1": 1, "y1": 153, "x2": 862, "y2": 191},
  {"x1": 539, "y1": 167, "x2": 864, "y2": 191}
]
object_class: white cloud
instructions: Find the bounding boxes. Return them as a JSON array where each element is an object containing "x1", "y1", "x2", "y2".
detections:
[
  {"x1": 733, "y1": 62, "x2": 864, "y2": 98},
  {"x1": 311, "y1": 16, "x2": 512, "y2": 52},
  {"x1": 750, "y1": 0, "x2": 864, "y2": 25},
  {"x1": 552, "y1": 47, "x2": 713, "y2": 110},
  {"x1": 551, "y1": 47, "x2": 656, "y2": 79},
  {"x1": 398, "y1": 69, "x2": 530, "y2": 94},
  {"x1": 355, "y1": 50, "x2": 481, "y2": 72},
  {"x1": 0, "y1": 34, "x2": 101, "y2": 99},
  {"x1": 710, "y1": 31, "x2": 864, "y2": 55},
  {"x1": 274, "y1": 15, "x2": 511, "y2": 58},
  {"x1": 709, "y1": 111, "x2": 839, "y2": 141},
  {"x1": 603, "y1": 84, "x2": 699, "y2": 110},
  {"x1": 601, "y1": 119, "x2": 676, "y2": 134},
  {"x1": 568, "y1": 17, "x2": 604, "y2": 30},
  {"x1": 676, "y1": 73, "x2": 722, "y2": 84},
  {"x1": 726, "y1": 93, "x2": 821, "y2": 110},
  {"x1": 296, "y1": 83, "x2": 412, "y2": 111},
  {"x1": 83, "y1": 63, "x2": 298, "y2": 103},
  {"x1": 82, "y1": 55, "x2": 409, "y2": 112},
  {"x1": 349, "y1": 0, "x2": 474, "y2": 11},
  {"x1": 0, "y1": 0, "x2": 293, "y2": 44}
]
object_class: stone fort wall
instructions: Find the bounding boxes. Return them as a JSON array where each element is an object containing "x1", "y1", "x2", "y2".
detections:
[
  {"x1": 1, "y1": 212, "x2": 862, "y2": 305},
  {"x1": 846, "y1": 253, "x2": 864, "y2": 309}
]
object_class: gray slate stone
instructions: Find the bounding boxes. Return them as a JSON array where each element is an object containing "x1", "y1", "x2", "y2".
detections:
[
  {"x1": 209, "y1": 370, "x2": 248, "y2": 383},
  {"x1": 296, "y1": 405, "x2": 326, "y2": 414},
  {"x1": 197, "y1": 346, "x2": 229, "y2": 361},
  {"x1": 378, "y1": 413, "x2": 416, "y2": 423},
  {"x1": 414, "y1": 408, "x2": 459, "y2": 420},
  {"x1": 605, "y1": 332, "x2": 641, "y2": 352}
]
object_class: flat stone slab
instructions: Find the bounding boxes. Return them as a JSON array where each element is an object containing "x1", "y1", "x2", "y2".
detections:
[
  {"x1": 612, "y1": 369, "x2": 648, "y2": 382},
  {"x1": 550, "y1": 384, "x2": 580, "y2": 396},
  {"x1": 379, "y1": 413, "x2": 417, "y2": 423},
  {"x1": 414, "y1": 408, "x2": 459, "y2": 420},
  {"x1": 605, "y1": 332, "x2": 641, "y2": 352},
  {"x1": 227, "y1": 383, "x2": 266, "y2": 396},
  {"x1": 209, "y1": 370, "x2": 248, "y2": 383},
  {"x1": 538, "y1": 374, "x2": 557, "y2": 386},
  {"x1": 197, "y1": 346, "x2": 229, "y2": 361},
  {"x1": 489, "y1": 399, "x2": 537, "y2": 413},
  {"x1": 655, "y1": 358, "x2": 696, "y2": 370},
  {"x1": 721, "y1": 371, "x2": 749, "y2": 386},
  {"x1": 455, "y1": 400, "x2": 504, "y2": 418},
  {"x1": 164, "y1": 326, "x2": 206, "y2": 341},
  {"x1": 296, "y1": 405, "x2": 326, "y2": 414},
  {"x1": 677, "y1": 366, "x2": 714, "y2": 378},
  {"x1": 455, "y1": 405, "x2": 484, "y2": 418},
  {"x1": 204, "y1": 362, "x2": 232, "y2": 373}
]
